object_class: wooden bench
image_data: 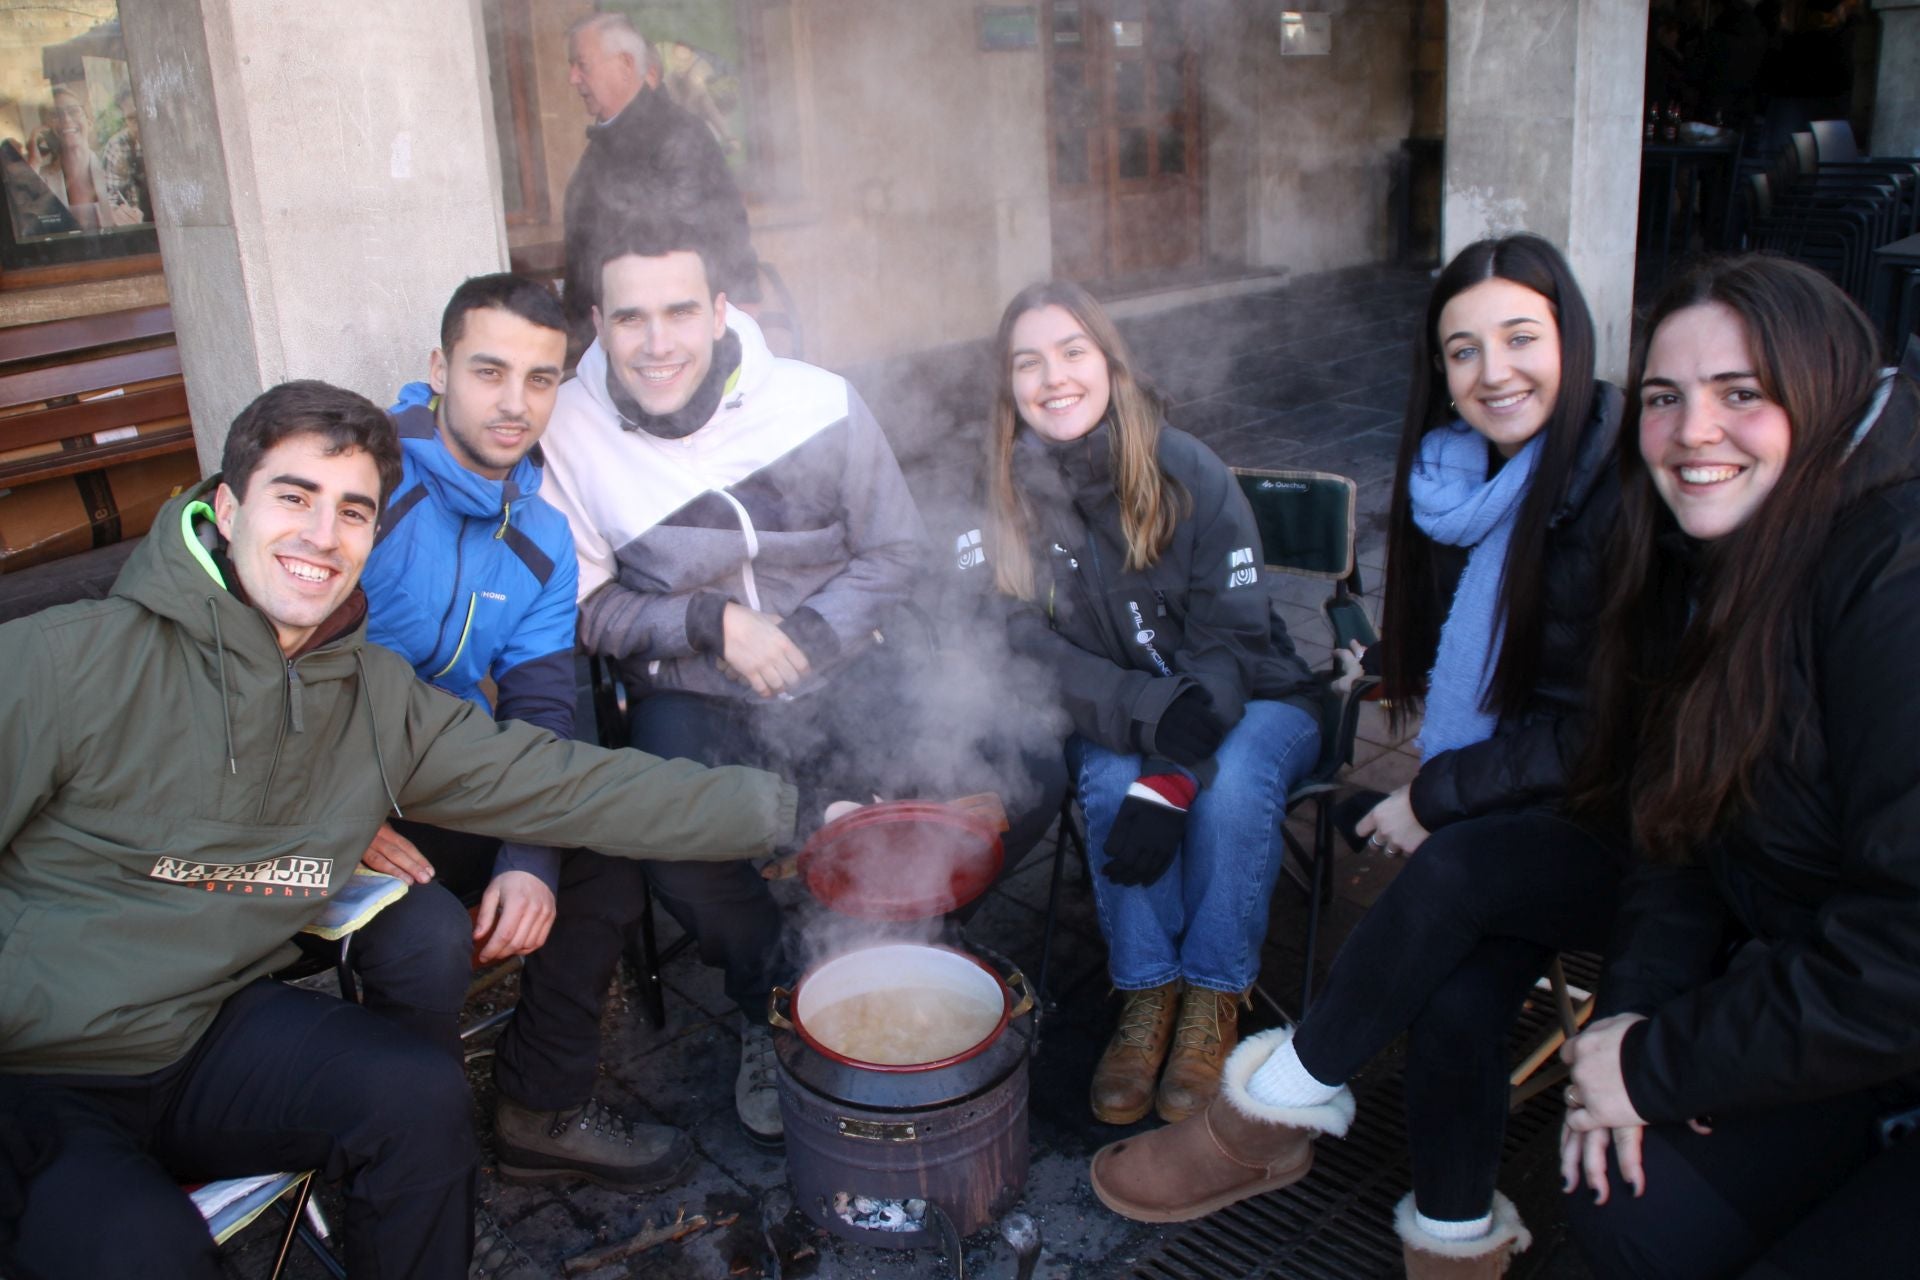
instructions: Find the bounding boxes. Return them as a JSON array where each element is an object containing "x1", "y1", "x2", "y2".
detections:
[{"x1": 0, "y1": 304, "x2": 201, "y2": 600}]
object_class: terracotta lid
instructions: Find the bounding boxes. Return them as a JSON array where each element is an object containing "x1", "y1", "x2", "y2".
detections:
[{"x1": 795, "y1": 797, "x2": 1007, "y2": 921}]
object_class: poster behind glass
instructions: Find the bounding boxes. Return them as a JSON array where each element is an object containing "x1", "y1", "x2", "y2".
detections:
[{"x1": 0, "y1": 6, "x2": 158, "y2": 273}]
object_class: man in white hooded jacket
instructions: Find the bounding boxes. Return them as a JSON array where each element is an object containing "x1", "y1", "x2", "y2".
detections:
[{"x1": 501, "y1": 215, "x2": 925, "y2": 1155}]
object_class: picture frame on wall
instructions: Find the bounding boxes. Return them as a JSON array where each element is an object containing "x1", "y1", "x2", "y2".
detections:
[{"x1": 0, "y1": 9, "x2": 159, "y2": 280}]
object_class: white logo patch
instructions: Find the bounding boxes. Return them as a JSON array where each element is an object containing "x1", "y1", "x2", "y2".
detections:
[{"x1": 956, "y1": 528, "x2": 986, "y2": 571}]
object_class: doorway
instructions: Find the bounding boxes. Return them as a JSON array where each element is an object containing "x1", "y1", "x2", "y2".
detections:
[{"x1": 1044, "y1": 0, "x2": 1204, "y2": 285}]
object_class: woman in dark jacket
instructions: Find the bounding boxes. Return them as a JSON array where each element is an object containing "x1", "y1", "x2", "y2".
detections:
[
  {"x1": 1562, "y1": 256, "x2": 1920, "y2": 1278},
  {"x1": 983, "y1": 281, "x2": 1324, "y2": 1127},
  {"x1": 1091, "y1": 235, "x2": 1626, "y2": 1279}
]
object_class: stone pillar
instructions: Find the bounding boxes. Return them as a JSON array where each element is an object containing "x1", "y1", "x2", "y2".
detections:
[
  {"x1": 122, "y1": 0, "x2": 508, "y2": 473},
  {"x1": 1872, "y1": 1, "x2": 1920, "y2": 156},
  {"x1": 1443, "y1": 0, "x2": 1647, "y2": 382}
]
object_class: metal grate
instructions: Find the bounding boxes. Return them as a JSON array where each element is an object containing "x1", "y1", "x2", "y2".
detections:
[{"x1": 1128, "y1": 954, "x2": 1599, "y2": 1280}]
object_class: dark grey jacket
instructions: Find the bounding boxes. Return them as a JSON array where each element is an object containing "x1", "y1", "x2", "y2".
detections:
[{"x1": 998, "y1": 422, "x2": 1319, "y2": 779}]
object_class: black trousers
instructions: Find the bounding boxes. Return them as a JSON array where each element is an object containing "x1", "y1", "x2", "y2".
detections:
[
  {"x1": 492, "y1": 645, "x2": 1068, "y2": 1112},
  {"x1": 295, "y1": 821, "x2": 497, "y2": 1062},
  {"x1": 1566, "y1": 1090, "x2": 1920, "y2": 1278},
  {"x1": 3, "y1": 979, "x2": 475, "y2": 1280},
  {"x1": 1292, "y1": 809, "x2": 1623, "y2": 1221}
]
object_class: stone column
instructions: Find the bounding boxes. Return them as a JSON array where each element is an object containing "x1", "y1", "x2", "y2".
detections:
[
  {"x1": 1443, "y1": 0, "x2": 1647, "y2": 382},
  {"x1": 122, "y1": 0, "x2": 508, "y2": 472},
  {"x1": 1872, "y1": 1, "x2": 1920, "y2": 156}
]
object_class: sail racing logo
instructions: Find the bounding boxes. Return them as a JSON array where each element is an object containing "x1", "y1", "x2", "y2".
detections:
[
  {"x1": 149, "y1": 854, "x2": 333, "y2": 897},
  {"x1": 1227, "y1": 547, "x2": 1259, "y2": 590}
]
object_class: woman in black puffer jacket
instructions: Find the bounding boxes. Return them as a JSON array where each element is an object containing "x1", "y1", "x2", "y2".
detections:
[
  {"x1": 1091, "y1": 235, "x2": 1628, "y2": 1279},
  {"x1": 1562, "y1": 258, "x2": 1920, "y2": 1278}
]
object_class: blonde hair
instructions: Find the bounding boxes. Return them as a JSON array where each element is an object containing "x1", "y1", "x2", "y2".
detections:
[{"x1": 984, "y1": 281, "x2": 1187, "y2": 599}]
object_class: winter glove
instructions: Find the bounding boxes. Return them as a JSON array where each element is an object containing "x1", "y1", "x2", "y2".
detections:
[
  {"x1": 1150, "y1": 686, "x2": 1227, "y2": 766},
  {"x1": 1101, "y1": 771, "x2": 1197, "y2": 887}
]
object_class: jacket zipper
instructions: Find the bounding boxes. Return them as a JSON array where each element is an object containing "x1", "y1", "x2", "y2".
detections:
[
  {"x1": 431, "y1": 595, "x2": 478, "y2": 679},
  {"x1": 428, "y1": 521, "x2": 471, "y2": 675},
  {"x1": 257, "y1": 656, "x2": 297, "y2": 822}
]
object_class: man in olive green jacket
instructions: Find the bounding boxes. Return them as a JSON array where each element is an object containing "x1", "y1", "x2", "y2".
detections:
[{"x1": 0, "y1": 381, "x2": 795, "y2": 1280}]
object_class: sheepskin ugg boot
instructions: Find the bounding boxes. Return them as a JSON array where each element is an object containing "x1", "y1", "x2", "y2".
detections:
[
  {"x1": 1396, "y1": 1192, "x2": 1532, "y2": 1279},
  {"x1": 1089, "y1": 1026, "x2": 1355, "y2": 1223}
]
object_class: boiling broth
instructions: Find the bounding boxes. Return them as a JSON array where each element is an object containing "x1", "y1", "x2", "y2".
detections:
[{"x1": 805, "y1": 985, "x2": 1002, "y2": 1065}]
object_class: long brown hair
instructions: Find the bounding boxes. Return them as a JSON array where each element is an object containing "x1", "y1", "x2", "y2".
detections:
[
  {"x1": 1379, "y1": 235, "x2": 1599, "y2": 728},
  {"x1": 983, "y1": 280, "x2": 1188, "y2": 599},
  {"x1": 1575, "y1": 255, "x2": 1886, "y2": 860}
]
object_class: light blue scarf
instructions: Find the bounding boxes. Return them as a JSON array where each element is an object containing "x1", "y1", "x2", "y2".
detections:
[{"x1": 1409, "y1": 421, "x2": 1541, "y2": 761}]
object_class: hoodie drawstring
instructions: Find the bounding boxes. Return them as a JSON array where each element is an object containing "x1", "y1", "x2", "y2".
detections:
[
  {"x1": 353, "y1": 650, "x2": 404, "y2": 819},
  {"x1": 205, "y1": 597, "x2": 237, "y2": 774}
]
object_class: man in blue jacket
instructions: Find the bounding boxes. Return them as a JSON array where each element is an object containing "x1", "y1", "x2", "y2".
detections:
[{"x1": 348, "y1": 276, "x2": 578, "y2": 1066}]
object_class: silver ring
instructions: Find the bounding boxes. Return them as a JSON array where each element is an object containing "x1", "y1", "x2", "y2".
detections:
[
  {"x1": 1565, "y1": 1086, "x2": 1581, "y2": 1109},
  {"x1": 1367, "y1": 833, "x2": 1387, "y2": 848}
]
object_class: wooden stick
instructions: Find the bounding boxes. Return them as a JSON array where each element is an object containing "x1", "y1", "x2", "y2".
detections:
[{"x1": 562, "y1": 1211, "x2": 737, "y2": 1275}]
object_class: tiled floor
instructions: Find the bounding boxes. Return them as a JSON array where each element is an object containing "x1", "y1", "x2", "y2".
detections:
[{"x1": 236, "y1": 265, "x2": 1592, "y2": 1279}]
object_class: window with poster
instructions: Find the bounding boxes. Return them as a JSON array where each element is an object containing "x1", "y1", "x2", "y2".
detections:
[
  {"x1": 0, "y1": 4, "x2": 158, "y2": 286},
  {"x1": 600, "y1": 0, "x2": 810, "y2": 209}
]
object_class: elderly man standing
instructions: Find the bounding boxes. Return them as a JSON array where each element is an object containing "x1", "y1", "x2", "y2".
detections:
[{"x1": 560, "y1": 13, "x2": 758, "y2": 357}]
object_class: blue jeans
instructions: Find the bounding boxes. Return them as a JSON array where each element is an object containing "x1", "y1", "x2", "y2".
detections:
[{"x1": 1071, "y1": 699, "x2": 1320, "y2": 993}]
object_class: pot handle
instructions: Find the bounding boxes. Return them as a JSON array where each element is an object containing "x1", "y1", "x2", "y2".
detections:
[
  {"x1": 1005, "y1": 968, "x2": 1034, "y2": 1020},
  {"x1": 767, "y1": 985, "x2": 796, "y2": 1031}
]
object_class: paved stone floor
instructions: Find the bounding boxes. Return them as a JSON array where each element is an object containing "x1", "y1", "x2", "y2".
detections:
[{"x1": 235, "y1": 265, "x2": 1594, "y2": 1279}]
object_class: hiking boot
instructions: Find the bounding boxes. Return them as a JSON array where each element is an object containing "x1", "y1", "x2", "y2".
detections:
[
  {"x1": 1397, "y1": 1192, "x2": 1532, "y2": 1279},
  {"x1": 470, "y1": 1206, "x2": 547, "y2": 1279},
  {"x1": 1090, "y1": 1026, "x2": 1354, "y2": 1223},
  {"x1": 1156, "y1": 986, "x2": 1245, "y2": 1123},
  {"x1": 736, "y1": 1022, "x2": 783, "y2": 1147},
  {"x1": 493, "y1": 1096, "x2": 691, "y2": 1190},
  {"x1": 1091, "y1": 981, "x2": 1181, "y2": 1124}
]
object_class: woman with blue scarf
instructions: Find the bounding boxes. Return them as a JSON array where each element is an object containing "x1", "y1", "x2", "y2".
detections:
[{"x1": 1091, "y1": 235, "x2": 1625, "y2": 1278}]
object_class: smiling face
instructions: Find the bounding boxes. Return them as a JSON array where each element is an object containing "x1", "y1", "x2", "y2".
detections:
[
  {"x1": 428, "y1": 306, "x2": 566, "y2": 480},
  {"x1": 1638, "y1": 301, "x2": 1794, "y2": 541},
  {"x1": 214, "y1": 434, "x2": 380, "y2": 654},
  {"x1": 1008, "y1": 305, "x2": 1113, "y2": 444},
  {"x1": 594, "y1": 250, "x2": 728, "y2": 419},
  {"x1": 1437, "y1": 278, "x2": 1564, "y2": 457},
  {"x1": 567, "y1": 26, "x2": 642, "y2": 123}
]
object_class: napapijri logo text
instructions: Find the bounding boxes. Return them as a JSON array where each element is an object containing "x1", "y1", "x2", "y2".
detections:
[
  {"x1": 1227, "y1": 546, "x2": 1259, "y2": 589},
  {"x1": 150, "y1": 854, "x2": 333, "y2": 891},
  {"x1": 1128, "y1": 600, "x2": 1173, "y2": 676},
  {"x1": 956, "y1": 529, "x2": 986, "y2": 570}
]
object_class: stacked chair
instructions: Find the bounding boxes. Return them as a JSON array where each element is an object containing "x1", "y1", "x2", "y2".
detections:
[{"x1": 1734, "y1": 120, "x2": 1920, "y2": 349}]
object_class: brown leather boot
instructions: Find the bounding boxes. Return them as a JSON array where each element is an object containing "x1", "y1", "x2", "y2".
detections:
[
  {"x1": 1089, "y1": 1026, "x2": 1355, "y2": 1223},
  {"x1": 1156, "y1": 986, "x2": 1245, "y2": 1122},
  {"x1": 1396, "y1": 1192, "x2": 1532, "y2": 1279},
  {"x1": 1091, "y1": 981, "x2": 1181, "y2": 1124}
]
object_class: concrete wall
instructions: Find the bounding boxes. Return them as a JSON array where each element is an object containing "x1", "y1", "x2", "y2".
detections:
[
  {"x1": 1230, "y1": 0, "x2": 1418, "y2": 276},
  {"x1": 122, "y1": 0, "x2": 509, "y2": 470},
  {"x1": 751, "y1": 1, "x2": 1051, "y2": 369},
  {"x1": 1444, "y1": 0, "x2": 1646, "y2": 381}
]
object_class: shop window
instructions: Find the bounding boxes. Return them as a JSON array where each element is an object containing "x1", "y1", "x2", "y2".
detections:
[
  {"x1": 0, "y1": 4, "x2": 159, "y2": 289},
  {"x1": 604, "y1": 0, "x2": 810, "y2": 208},
  {"x1": 483, "y1": 0, "x2": 550, "y2": 226}
]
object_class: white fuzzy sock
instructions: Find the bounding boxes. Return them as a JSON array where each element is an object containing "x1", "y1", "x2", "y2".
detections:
[
  {"x1": 1413, "y1": 1209, "x2": 1493, "y2": 1242},
  {"x1": 1245, "y1": 1035, "x2": 1342, "y2": 1108}
]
